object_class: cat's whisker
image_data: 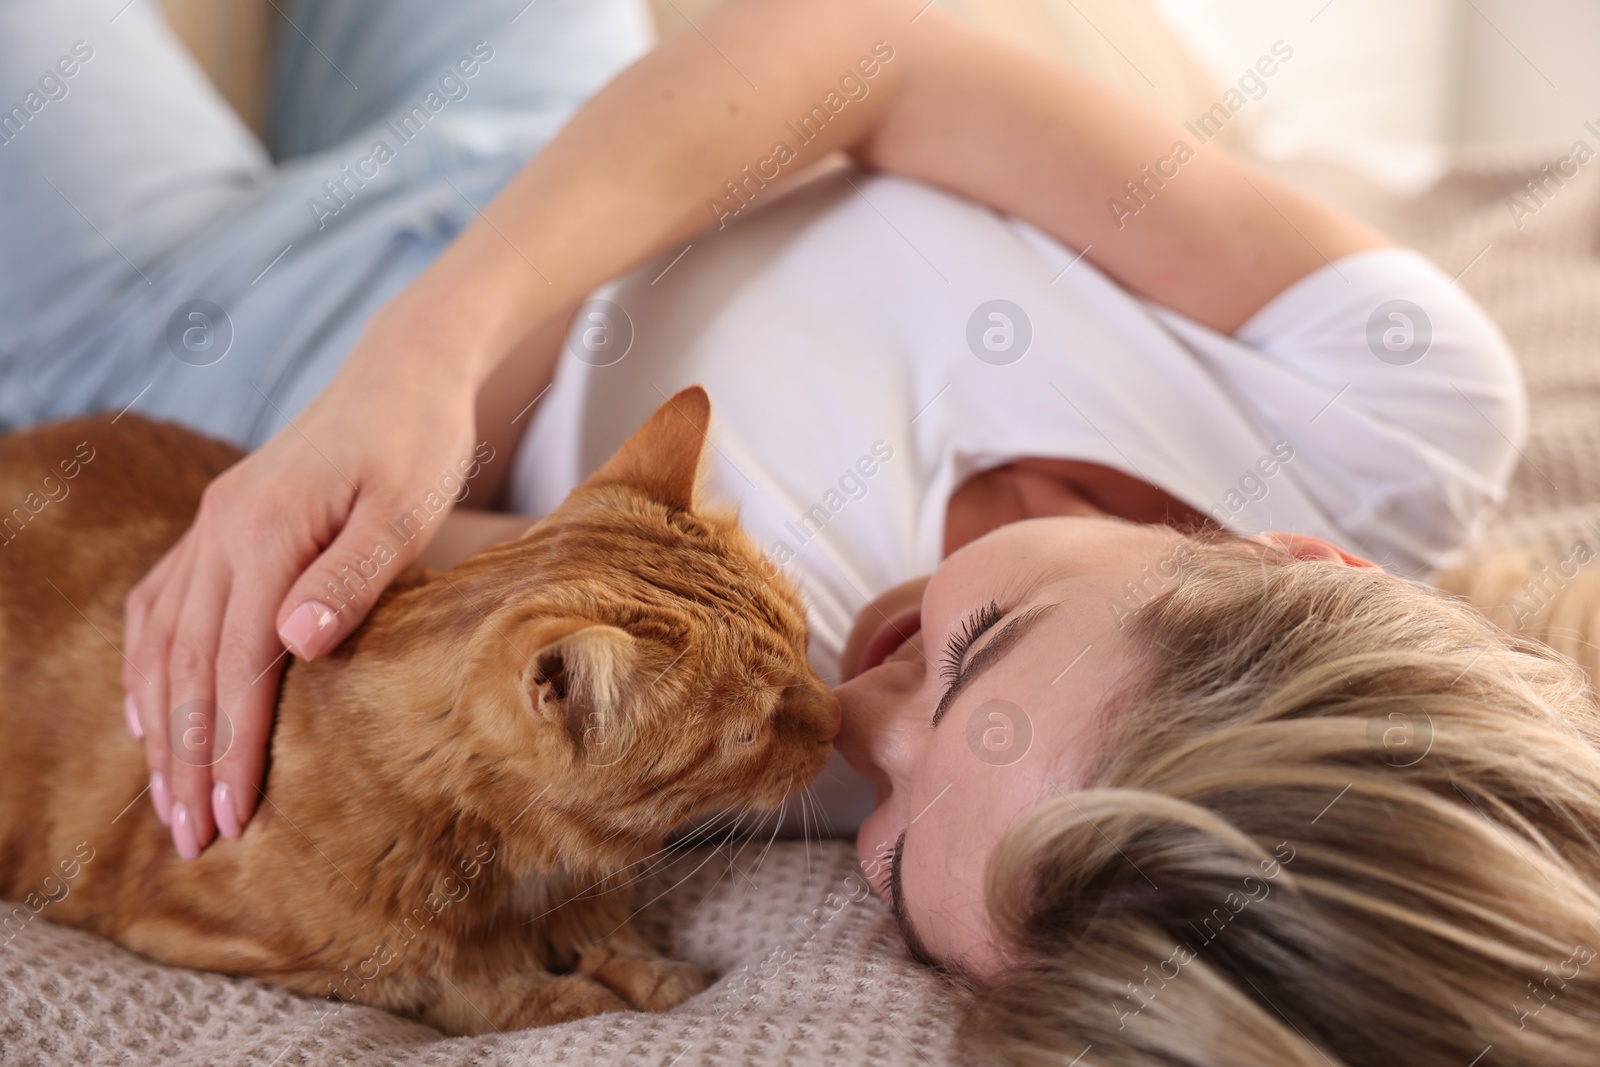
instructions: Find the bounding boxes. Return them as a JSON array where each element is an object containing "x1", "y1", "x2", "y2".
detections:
[
  {"x1": 595, "y1": 807, "x2": 757, "y2": 900},
  {"x1": 565, "y1": 787, "x2": 725, "y2": 868},
  {"x1": 798, "y1": 786, "x2": 816, "y2": 883},
  {"x1": 598, "y1": 823, "x2": 755, "y2": 941},
  {"x1": 520, "y1": 807, "x2": 756, "y2": 925},
  {"x1": 737, "y1": 814, "x2": 785, "y2": 903},
  {"x1": 801, "y1": 780, "x2": 835, "y2": 849},
  {"x1": 802, "y1": 782, "x2": 837, "y2": 894},
  {"x1": 669, "y1": 803, "x2": 776, "y2": 909},
  {"x1": 680, "y1": 798, "x2": 773, "y2": 906},
  {"x1": 626, "y1": 805, "x2": 753, "y2": 874},
  {"x1": 726, "y1": 793, "x2": 788, "y2": 901}
]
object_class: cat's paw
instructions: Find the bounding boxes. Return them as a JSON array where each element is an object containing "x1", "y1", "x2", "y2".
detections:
[
  {"x1": 580, "y1": 948, "x2": 706, "y2": 1012},
  {"x1": 520, "y1": 973, "x2": 631, "y2": 1025}
]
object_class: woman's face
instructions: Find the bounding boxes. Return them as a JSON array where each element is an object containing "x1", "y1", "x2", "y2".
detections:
[
  {"x1": 833, "y1": 518, "x2": 1371, "y2": 976},
  {"x1": 833, "y1": 515, "x2": 1188, "y2": 976}
]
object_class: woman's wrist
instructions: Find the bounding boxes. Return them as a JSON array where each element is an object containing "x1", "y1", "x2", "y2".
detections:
[{"x1": 359, "y1": 235, "x2": 550, "y2": 388}]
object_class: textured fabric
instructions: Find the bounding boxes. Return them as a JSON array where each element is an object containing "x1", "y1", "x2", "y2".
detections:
[
  {"x1": 0, "y1": 840, "x2": 961, "y2": 1066},
  {"x1": 2, "y1": 159, "x2": 1597, "y2": 1067}
]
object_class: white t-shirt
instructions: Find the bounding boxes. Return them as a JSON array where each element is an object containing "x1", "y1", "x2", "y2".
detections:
[
  {"x1": 509, "y1": 168, "x2": 1524, "y2": 831},
  {"x1": 512, "y1": 167, "x2": 1524, "y2": 667}
]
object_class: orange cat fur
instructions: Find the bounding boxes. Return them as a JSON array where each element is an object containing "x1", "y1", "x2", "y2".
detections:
[{"x1": 0, "y1": 386, "x2": 839, "y2": 1035}]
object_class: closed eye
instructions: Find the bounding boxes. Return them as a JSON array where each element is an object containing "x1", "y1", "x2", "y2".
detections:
[
  {"x1": 931, "y1": 603, "x2": 1056, "y2": 727},
  {"x1": 939, "y1": 600, "x2": 1004, "y2": 690}
]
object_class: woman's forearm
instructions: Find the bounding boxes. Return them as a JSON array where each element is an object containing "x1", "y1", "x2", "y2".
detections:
[
  {"x1": 856, "y1": 21, "x2": 1392, "y2": 330},
  {"x1": 378, "y1": 0, "x2": 1389, "y2": 384},
  {"x1": 381, "y1": 0, "x2": 918, "y2": 378}
]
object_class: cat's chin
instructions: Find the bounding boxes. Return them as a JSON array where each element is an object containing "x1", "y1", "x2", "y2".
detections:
[{"x1": 755, "y1": 764, "x2": 836, "y2": 817}]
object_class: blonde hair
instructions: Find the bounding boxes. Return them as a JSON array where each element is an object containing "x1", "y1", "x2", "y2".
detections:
[{"x1": 966, "y1": 540, "x2": 1600, "y2": 1066}]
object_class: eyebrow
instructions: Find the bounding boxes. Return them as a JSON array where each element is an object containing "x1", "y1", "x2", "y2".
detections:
[
  {"x1": 888, "y1": 830, "x2": 937, "y2": 967},
  {"x1": 931, "y1": 603, "x2": 1056, "y2": 727}
]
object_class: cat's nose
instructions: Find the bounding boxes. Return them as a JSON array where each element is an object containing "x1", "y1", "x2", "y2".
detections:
[{"x1": 783, "y1": 678, "x2": 841, "y2": 744}]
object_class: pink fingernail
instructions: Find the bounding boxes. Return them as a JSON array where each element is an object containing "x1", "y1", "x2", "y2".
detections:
[
  {"x1": 172, "y1": 802, "x2": 199, "y2": 860},
  {"x1": 124, "y1": 693, "x2": 143, "y2": 739},
  {"x1": 150, "y1": 771, "x2": 173, "y2": 826},
  {"x1": 212, "y1": 782, "x2": 241, "y2": 839},
  {"x1": 280, "y1": 600, "x2": 339, "y2": 659}
]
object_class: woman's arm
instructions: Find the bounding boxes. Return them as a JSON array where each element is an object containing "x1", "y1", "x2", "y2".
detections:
[
  {"x1": 398, "y1": 0, "x2": 1388, "y2": 382},
  {"x1": 465, "y1": 0, "x2": 1393, "y2": 505}
]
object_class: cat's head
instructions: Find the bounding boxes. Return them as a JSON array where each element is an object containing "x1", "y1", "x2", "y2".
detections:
[{"x1": 444, "y1": 387, "x2": 838, "y2": 843}]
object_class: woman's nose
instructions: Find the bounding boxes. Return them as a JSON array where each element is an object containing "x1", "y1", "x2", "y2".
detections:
[
  {"x1": 833, "y1": 692, "x2": 883, "y2": 784},
  {"x1": 833, "y1": 671, "x2": 912, "y2": 787}
]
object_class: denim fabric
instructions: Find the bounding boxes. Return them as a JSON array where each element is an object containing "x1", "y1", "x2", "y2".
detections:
[{"x1": 0, "y1": 0, "x2": 652, "y2": 447}]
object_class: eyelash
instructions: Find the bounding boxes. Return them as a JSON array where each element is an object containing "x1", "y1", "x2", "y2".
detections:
[{"x1": 939, "y1": 599, "x2": 1004, "y2": 692}]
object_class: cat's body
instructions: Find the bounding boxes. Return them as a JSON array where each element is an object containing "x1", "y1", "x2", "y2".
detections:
[{"x1": 0, "y1": 388, "x2": 839, "y2": 1034}]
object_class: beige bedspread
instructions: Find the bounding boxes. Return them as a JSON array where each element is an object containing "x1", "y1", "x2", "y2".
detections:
[{"x1": 4, "y1": 156, "x2": 1598, "y2": 1067}]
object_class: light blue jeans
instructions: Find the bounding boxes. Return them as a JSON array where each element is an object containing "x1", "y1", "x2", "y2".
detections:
[{"x1": 0, "y1": 0, "x2": 653, "y2": 447}]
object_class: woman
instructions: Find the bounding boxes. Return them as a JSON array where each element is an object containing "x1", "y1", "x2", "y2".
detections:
[
  {"x1": 102, "y1": 0, "x2": 1519, "y2": 847},
  {"x1": 12, "y1": 0, "x2": 1596, "y2": 1061}
]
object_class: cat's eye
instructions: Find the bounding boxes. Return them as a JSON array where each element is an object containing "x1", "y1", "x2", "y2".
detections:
[{"x1": 732, "y1": 718, "x2": 769, "y2": 746}]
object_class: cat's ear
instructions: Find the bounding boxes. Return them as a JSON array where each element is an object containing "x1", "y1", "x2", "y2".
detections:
[
  {"x1": 582, "y1": 385, "x2": 710, "y2": 511},
  {"x1": 520, "y1": 617, "x2": 638, "y2": 758}
]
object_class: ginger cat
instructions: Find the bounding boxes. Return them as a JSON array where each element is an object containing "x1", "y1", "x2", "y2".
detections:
[{"x1": 0, "y1": 386, "x2": 839, "y2": 1035}]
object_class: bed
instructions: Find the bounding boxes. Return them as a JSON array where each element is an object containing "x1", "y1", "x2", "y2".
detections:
[{"x1": 5, "y1": 3, "x2": 1599, "y2": 1064}]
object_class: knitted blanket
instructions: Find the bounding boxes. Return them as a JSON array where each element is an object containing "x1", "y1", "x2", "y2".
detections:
[{"x1": 3, "y1": 155, "x2": 1596, "y2": 1067}]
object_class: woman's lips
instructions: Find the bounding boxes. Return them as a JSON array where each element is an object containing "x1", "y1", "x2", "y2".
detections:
[{"x1": 854, "y1": 608, "x2": 922, "y2": 677}]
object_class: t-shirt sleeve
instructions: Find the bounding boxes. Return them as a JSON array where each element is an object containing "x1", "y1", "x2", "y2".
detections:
[{"x1": 1152, "y1": 247, "x2": 1526, "y2": 577}]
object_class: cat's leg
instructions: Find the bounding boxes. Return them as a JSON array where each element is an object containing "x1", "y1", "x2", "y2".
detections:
[
  {"x1": 419, "y1": 969, "x2": 630, "y2": 1036},
  {"x1": 574, "y1": 920, "x2": 706, "y2": 1013}
]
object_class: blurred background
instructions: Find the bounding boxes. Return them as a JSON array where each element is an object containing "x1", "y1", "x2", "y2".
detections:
[{"x1": 1155, "y1": 0, "x2": 1600, "y2": 177}]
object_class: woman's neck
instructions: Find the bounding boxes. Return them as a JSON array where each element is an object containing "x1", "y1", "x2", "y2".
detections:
[{"x1": 942, "y1": 458, "x2": 1213, "y2": 557}]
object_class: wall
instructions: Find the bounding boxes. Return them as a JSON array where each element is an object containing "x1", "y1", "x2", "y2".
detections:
[
  {"x1": 1153, "y1": 0, "x2": 1596, "y2": 160},
  {"x1": 1456, "y1": 0, "x2": 1600, "y2": 152}
]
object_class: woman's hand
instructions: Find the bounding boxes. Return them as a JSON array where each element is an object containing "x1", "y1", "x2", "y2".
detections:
[{"x1": 124, "y1": 311, "x2": 483, "y2": 859}]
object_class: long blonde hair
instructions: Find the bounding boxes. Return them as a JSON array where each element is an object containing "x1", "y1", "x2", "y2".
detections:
[{"x1": 967, "y1": 540, "x2": 1600, "y2": 1066}]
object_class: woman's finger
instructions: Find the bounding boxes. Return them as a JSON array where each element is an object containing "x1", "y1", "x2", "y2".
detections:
[
  {"x1": 275, "y1": 488, "x2": 441, "y2": 660},
  {"x1": 209, "y1": 558, "x2": 300, "y2": 841},
  {"x1": 161, "y1": 542, "x2": 234, "y2": 860},
  {"x1": 123, "y1": 527, "x2": 188, "y2": 739},
  {"x1": 130, "y1": 530, "x2": 200, "y2": 829}
]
